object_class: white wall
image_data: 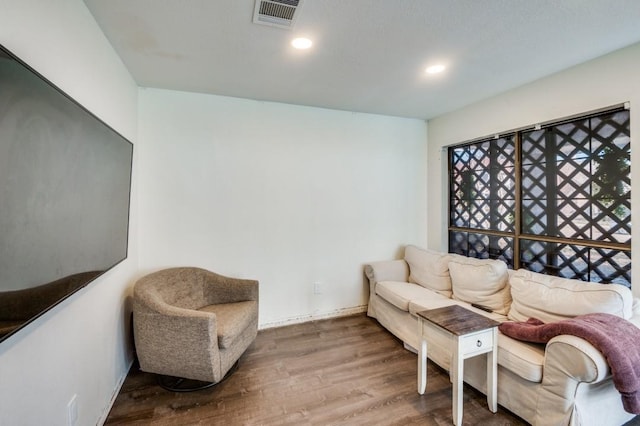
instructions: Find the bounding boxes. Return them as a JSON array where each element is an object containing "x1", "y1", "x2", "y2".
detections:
[
  {"x1": 427, "y1": 42, "x2": 640, "y2": 298},
  {"x1": 0, "y1": 1, "x2": 139, "y2": 425},
  {"x1": 138, "y1": 88, "x2": 428, "y2": 327}
]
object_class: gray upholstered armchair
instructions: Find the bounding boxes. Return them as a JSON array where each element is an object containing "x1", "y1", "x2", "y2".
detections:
[{"x1": 133, "y1": 267, "x2": 259, "y2": 391}]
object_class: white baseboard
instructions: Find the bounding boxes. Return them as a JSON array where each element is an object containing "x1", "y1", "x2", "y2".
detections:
[
  {"x1": 259, "y1": 305, "x2": 368, "y2": 330},
  {"x1": 97, "y1": 351, "x2": 135, "y2": 426}
]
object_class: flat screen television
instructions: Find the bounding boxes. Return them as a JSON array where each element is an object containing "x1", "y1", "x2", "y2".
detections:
[{"x1": 0, "y1": 45, "x2": 133, "y2": 343}]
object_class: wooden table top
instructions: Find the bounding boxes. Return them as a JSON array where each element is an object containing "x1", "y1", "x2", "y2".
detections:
[{"x1": 416, "y1": 305, "x2": 500, "y2": 336}]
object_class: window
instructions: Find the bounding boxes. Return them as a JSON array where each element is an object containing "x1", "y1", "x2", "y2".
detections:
[{"x1": 448, "y1": 107, "x2": 631, "y2": 288}]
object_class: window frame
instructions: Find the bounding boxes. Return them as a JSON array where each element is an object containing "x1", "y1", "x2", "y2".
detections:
[{"x1": 447, "y1": 105, "x2": 631, "y2": 287}]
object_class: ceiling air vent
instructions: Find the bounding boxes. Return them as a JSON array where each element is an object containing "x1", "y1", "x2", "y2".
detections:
[{"x1": 253, "y1": 0, "x2": 304, "y2": 29}]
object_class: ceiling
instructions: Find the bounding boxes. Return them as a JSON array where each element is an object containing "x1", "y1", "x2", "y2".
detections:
[{"x1": 84, "y1": 0, "x2": 640, "y2": 120}]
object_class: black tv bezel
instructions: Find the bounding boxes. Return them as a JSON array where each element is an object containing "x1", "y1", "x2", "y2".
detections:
[{"x1": 0, "y1": 43, "x2": 134, "y2": 344}]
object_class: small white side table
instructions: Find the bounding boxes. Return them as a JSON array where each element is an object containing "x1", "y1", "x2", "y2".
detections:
[{"x1": 417, "y1": 305, "x2": 499, "y2": 425}]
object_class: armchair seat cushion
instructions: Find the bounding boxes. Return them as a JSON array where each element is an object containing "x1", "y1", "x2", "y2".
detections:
[{"x1": 199, "y1": 300, "x2": 258, "y2": 349}]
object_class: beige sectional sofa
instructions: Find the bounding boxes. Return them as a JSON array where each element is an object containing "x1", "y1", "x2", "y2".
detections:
[{"x1": 365, "y1": 245, "x2": 640, "y2": 426}]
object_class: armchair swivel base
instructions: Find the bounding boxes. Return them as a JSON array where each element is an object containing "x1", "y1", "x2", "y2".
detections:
[{"x1": 156, "y1": 361, "x2": 239, "y2": 392}]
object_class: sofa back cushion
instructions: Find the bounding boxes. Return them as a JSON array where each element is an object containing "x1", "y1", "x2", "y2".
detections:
[
  {"x1": 508, "y1": 269, "x2": 633, "y2": 322},
  {"x1": 404, "y1": 245, "x2": 452, "y2": 297},
  {"x1": 448, "y1": 256, "x2": 511, "y2": 315}
]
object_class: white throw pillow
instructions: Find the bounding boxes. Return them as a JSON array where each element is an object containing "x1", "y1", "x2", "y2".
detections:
[
  {"x1": 448, "y1": 256, "x2": 511, "y2": 315},
  {"x1": 404, "y1": 245, "x2": 452, "y2": 297},
  {"x1": 508, "y1": 269, "x2": 633, "y2": 323}
]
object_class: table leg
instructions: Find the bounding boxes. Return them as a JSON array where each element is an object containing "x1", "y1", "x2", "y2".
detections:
[
  {"x1": 487, "y1": 328, "x2": 498, "y2": 412},
  {"x1": 453, "y1": 337, "x2": 463, "y2": 426},
  {"x1": 418, "y1": 338, "x2": 427, "y2": 394}
]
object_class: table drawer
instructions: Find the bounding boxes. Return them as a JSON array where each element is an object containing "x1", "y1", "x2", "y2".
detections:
[{"x1": 460, "y1": 329, "x2": 494, "y2": 355}]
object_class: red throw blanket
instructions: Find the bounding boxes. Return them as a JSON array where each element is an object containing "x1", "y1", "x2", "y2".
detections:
[{"x1": 499, "y1": 313, "x2": 640, "y2": 414}]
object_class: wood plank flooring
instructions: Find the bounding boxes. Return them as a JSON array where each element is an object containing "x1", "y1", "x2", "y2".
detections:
[{"x1": 104, "y1": 314, "x2": 636, "y2": 425}]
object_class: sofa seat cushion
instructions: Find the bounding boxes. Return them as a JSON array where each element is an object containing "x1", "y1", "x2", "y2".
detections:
[
  {"x1": 497, "y1": 333, "x2": 545, "y2": 383},
  {"x1": 448, "y1": 256, "x2": 512, "y2": 315},
  {"x1": 508, "y1": 269, "x2": 633, "y2": 323},
  {"x1": 376, "y1": 281, "x2": 439, "y2": 312},
  {"x1": 404, "y1": 245, "x2": 453, "y2": 297},
  {"x1": 407, "y1": 296, "x2": 458, "y2": 314},
  {"x1": 199, "y1": 300, "x2": 258, "y2": 349}
]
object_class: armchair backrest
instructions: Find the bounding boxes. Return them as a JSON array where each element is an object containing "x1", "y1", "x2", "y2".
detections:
[
  {"x1": 135, "y1": 267, "x2": 208, "y2": 311},
  {"x1": 135, "y1": 267, "x2": 259, "y2": 313}
]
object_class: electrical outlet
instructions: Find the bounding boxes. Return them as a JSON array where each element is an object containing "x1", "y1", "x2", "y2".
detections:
[
  {"x1": 67, "y1": 394, "x2": 78, "y2": 426},
  {"x1": 313, "y1": 282, "x2": 322, "y2": 294}
]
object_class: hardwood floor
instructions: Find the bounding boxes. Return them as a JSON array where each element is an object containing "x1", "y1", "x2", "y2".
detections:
[{"x1": 104, "y1": 314, "x2": 635, "y2": 425}]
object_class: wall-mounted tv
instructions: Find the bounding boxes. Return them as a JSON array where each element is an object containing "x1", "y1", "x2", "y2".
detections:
[{"x1": 0, "y1": 45, "x2": 133, "y2": 343}]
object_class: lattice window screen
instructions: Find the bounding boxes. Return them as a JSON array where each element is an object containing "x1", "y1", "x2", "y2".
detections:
[
  {"x1": 449, "y1": 108, "x2": 631, "y2": 287},
  {"x1": 449, "y1": 135, "x2": 516, "y2": 268}
]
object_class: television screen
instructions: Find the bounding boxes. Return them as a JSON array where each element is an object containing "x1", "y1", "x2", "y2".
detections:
[{"x1": 0, "y1": 45, "x2": 133, "y2": 343}]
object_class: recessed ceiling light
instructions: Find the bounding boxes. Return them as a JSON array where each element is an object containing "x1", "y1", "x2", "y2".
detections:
[
  {"x1": 425, "y1": 64, "x2": 446, "y2": 74},
  {"x1": 291, "y1": 37, "x2": 313, "y2": 49}
]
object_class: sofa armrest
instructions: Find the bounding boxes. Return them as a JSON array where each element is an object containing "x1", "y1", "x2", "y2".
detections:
[
  {"x1": 628, "y1": 298, "x2": 640, "y2": 328},
  {"x1": 534, "y1": 334, "x2": 611, "y2": 425},
  {"x1": 545, "y1": 335, "x2": 610, "y2": 382},
  {"x1": 364, "y1": 260, "x2": 409, "y2": 294}
]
